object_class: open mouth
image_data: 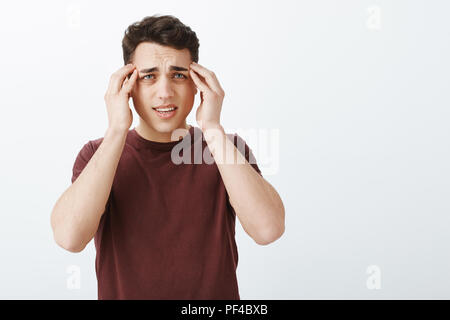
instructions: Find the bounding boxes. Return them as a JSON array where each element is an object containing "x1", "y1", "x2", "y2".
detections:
[{"x1": 152, "y1": 105, "x2": 178, "y2": 119}]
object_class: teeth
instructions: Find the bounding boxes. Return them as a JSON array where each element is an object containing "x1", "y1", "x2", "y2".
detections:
[{"x1": 155, "y1": 107, "x2": 175, "y2": 112}]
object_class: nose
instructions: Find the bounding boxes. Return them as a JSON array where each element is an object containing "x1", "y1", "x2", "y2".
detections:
[{"x1": 156, "y1": 76, "x2": 174, "y2": 100}]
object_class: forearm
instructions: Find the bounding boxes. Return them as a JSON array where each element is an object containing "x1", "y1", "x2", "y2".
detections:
[
  {"x1": 204, "y1": 126, "x2": 285, "y2": 245},
  {"x1": 51, "y1": 127, "x2": 127, "y2": 252}
]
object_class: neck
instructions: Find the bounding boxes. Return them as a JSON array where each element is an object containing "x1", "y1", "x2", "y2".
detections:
[{"x1": 135, "y1": 120, "x2": 191, "y2": 143}]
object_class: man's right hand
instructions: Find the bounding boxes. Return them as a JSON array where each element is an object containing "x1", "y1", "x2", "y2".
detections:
[{"x1": 104, "y1": 64, "x2": 138, "y2": 132}]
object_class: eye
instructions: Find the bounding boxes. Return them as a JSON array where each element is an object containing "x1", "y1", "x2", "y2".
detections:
[
  {"x1": 141, "y1": 73, "x2": 187, "y2": 81},
  {"x1": 174, "y1": 73, "x2": 187, "y2": 79}
]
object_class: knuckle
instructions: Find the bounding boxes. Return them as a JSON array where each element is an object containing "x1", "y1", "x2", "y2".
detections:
[
  {"x1": 214, "y1": 90, "x2": 224, "y2": 97},
  {"x1": 104, "y1": 92, "x2": 114, "y2": 101}
]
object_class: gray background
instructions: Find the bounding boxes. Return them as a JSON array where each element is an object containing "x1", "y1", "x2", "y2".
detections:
[{"x1": 0, "y1": 0, "x2": 449, "y2": 299}]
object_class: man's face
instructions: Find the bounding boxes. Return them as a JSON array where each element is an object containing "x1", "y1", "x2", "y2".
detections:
[{"x1": 130, "y1": 42, "x2": 197, "y2": 133}]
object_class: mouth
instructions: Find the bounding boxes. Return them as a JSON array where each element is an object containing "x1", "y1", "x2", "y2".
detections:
[{"x1": 152, "y1": 104, "x2": 178, "y2": 119}]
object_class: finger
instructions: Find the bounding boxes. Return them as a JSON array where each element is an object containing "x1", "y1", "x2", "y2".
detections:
[
  {"x1": 122, "y1": 69, "x2": 138, "y2": 94},
  {"x1": 190, "y1": 63, "x2": 224, "y2": 94},
  {"x1": 190, "y1": 69, "x2": 210, "y2": 93},
  {"x1": 107, "y1": 64, "x2": 136, "y2": 94}
]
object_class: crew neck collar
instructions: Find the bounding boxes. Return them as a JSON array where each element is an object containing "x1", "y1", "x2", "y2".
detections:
[{"x1": 129, "y1": 125, "x2": 200, "y2": 151}]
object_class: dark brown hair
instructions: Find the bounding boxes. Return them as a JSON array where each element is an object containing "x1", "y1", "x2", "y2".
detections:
[{"x1": 122, "y1": 14, "x2": 200, "y2": 65}]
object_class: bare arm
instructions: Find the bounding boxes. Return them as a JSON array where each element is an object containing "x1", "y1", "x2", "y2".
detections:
[
  {"x1": 50, "y1": 128, "x2": 127, "y2": 252},
  {"x1": 204, "y1": 126, "x2": 285, "y2": 246},
  {"x1": 50, "y1": 63, "x2": 138, "y2": 252}
]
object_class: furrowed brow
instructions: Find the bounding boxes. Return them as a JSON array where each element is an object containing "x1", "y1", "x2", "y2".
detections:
[{"x1": 139, "y1": 65, "x2": 189, "y2": 73}]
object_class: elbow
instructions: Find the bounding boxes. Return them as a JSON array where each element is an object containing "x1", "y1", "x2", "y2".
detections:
[
  {"x1": 53, "y1": 232, "x2": 86, "y2": 253},
  {"x1": 254, "y1": 206, "x2": 285, "y2": 246},
  {"x1": 51, "y1": 222, "x2": 86, "y2": 253},
  {"x1": 254, "y1": 222, "x2": 285, "y2": 246},
  {"x1": 254, "y1": 194, "x2": 285, "y2": 246},
  {"x1": 58, "y1": 239, "x2": 86, "y2": 253}
]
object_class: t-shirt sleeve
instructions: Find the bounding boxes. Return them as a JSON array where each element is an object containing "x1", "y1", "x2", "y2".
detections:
[
  {"x1": 228, "y1": 133, "x2": 263, "y2": 176},
  {"x1": 71, "y1": 140, "x2": 96, "y2": 184}
]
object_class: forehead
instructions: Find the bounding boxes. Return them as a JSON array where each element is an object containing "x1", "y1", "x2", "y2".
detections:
[{"x1": 132, "y1": 42, "x2": 191, "y2": 67}]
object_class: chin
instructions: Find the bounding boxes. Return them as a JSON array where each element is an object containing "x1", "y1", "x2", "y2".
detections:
[
  {"x1": 150, "y1": 119, "x2": 184, "y2": 133},
  {"x1": 152, "y1": 123, "x2": 176, "y2": 133}
]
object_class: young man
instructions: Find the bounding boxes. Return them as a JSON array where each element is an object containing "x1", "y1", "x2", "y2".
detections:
[{"x1": 50, "y1": 15, "x2": 285, "y2": 300}]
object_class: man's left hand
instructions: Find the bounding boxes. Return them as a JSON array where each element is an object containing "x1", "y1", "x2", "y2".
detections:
[{"x1": 189, "y1": 62, "x2": 225, "y2": 131}]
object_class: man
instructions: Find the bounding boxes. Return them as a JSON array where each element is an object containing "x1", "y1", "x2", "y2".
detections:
[{"x1": 50, "y1": 14, "x2": 285, "y2": 300}]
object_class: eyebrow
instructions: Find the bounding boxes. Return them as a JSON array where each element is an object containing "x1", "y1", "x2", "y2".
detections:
[{"x1": 139, "y1": 65, "x2": 189, "y2": 73}]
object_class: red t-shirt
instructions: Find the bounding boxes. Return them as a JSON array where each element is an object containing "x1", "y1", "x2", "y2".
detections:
[{"x1": 71, "y1": 125, "x2": 262, "y2": 299}]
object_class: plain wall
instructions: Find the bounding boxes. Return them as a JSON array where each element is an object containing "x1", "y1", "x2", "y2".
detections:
[{"x1": 0, "y1": 0, "x2": 449, "y2": 299}]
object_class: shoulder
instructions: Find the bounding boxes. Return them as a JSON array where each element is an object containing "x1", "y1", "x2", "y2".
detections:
[
  {"x1": 225, "y1": 131, "x2": 246, "y2": 146},
  {"x1": 89, "y1": 136, "x2": 105, "y2": 152},
  {"x1": 74, "y1": 136, "x2": 105, "y2": 161},
  {"x1": 225, "y1": 131, "x2": 253, "y2": 152}
]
